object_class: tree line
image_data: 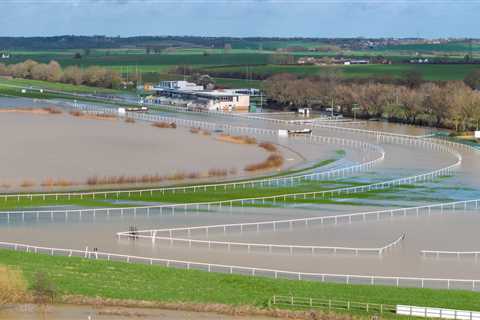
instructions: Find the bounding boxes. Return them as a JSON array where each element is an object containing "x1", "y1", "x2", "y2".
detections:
[
  {"x1": 0, "y1": 60, "x2": 122, "y2": 89},
  {"x1": 263, "y1": 71, "x2": 480, "y2": 131}
]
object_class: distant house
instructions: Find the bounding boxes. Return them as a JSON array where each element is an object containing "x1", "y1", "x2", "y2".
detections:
[
  {"x1": 1, "y1": 53, "x2": 10, "y2": 59},
  {"x1": 409, "y1": 58, "x2": 429, "y2": 64},
  {"x1": 344, "y1": 59, "x2": 370, "y2": 65},
  {"x1": 297, "y1": 57, "x2": 317, "y2": 65}
]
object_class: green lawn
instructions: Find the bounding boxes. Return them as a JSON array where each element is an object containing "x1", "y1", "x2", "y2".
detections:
[
  {"x1": 203, "y1": 63, "x2": 480, "y2": 81},
  {"x1": 1, "y1": 249, "x2": 480, "y2": 312},
  {"x1": 0, "y1": 77, "x2": 123, "y2": 94}
]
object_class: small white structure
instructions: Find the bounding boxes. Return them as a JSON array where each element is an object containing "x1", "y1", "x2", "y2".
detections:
[
  {"x1": 475, "y1": 131, "x2": 480, "y2": 139},
  {"x1": 118, "y1": 107, "x2": 126, "y2": 116},
  {"x1": 278, "y1": 130, "x2": 289, "y2": 137},
  {"x1": 155, "y1": 80, "x2": 204, "y2": 92},
  {"x1": 298, "y1": 107, "x2": 311, "y2": 117}
]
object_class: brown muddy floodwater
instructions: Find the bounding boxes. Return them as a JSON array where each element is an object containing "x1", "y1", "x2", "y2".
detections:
[
  {"x1": 0, "y1": 304, "x2": 277, "y2": 320},
  {"x1": 2, "y1": 97, "x2": 480, "y2": 289},
  {"x1": 0, "y1": 112, "x2": 334, "y2": 191}
]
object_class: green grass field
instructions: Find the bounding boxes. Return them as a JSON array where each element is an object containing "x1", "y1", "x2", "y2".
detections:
[
  {"x1": 0, "y1": 77, "x2": 123, "y2": 94},
  {"x1": 204, "y1": 63, "x2": 480, "y2": 81},
  {"x1": 4, "y1": 46, "x2": 480, "y2": 90},
  {"x1": 1, "y1": 249, "x2": 480, "y2": 313}
]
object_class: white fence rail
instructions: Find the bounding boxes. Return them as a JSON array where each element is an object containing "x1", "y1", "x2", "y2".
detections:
[
  {"x1": 115, "y1": 200, "x2": 480, "y2": 258},
  {"x1": 121, "y1": 223, "x2": 405, "y2": 256},
  {"x1": 421, "y1": 250, "x2": 480, "y2": 259},
  {"x1": 1, "y1": 236, "x2": 479, "y2": 291},
  {"x1": 397, "y1": 305, "x2": 480, "y2": 320},
  {"x1": 271, "y1": 295, "x2": 396, "y2": 314}
]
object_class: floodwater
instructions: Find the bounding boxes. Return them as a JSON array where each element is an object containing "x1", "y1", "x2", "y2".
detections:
[
  {"x1": 3, "y1": 205, "x2": 480, "y2": 278},
  {"x1": 0, "y1": 111, "x2": 341, "y2": 191},
  {"x1": 0, "y1": 304, "x2": 277, "y2": 320},
  {"x1": 2, "y1": 96, "x2": 480, "y2": 284}
]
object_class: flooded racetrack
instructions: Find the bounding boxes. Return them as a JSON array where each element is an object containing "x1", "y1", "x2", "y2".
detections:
[{"x1": 1, "y1": 96, "x2": 480, "y2": 289}]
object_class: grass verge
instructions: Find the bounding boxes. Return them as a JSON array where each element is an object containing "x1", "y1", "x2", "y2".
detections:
[{"x1": 0, "y1": 249, "x2": 479, "y2": 312}]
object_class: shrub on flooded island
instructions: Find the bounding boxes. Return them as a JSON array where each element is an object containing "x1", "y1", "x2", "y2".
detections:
[
  {"x1": 32, "y1": 272, "x2": 57, "y2": 304},
  {"x1": 217, "y1": 134, "x2": 257, "y2": 144},
  {"x1": 208, "y1": 168, "x2": 228, "y2": 177},
  {"x1": 0, "y1": 182, "x2": 11, "y2": 189},
  {"x1": 125, "y1": 117, "x2": 135, "y2": 123},
  {"x1": 187, "y1": 172, "x2": 201, "y2": 179},
  {"x1": 19, "y1": 179, "x2": 36, "y2": 188},
  {"x1": 190, "y1": 127, "x2": 211, "y2": 135},
  {"x1": 169, "y1": 172, "x2": 187, "y2": 181},
  {"x1": 152, "y1": 121, "x2": 176, "y2": 129},
  {"x1": 0, "y1": 266, "x2": 27, "y2": 305},
  {"x1": 43, "y1": 107, "x2": 62, "y2": 114},
  {"x1": 69, "y1": 110, "x2": 83, "y2": 117},
  {"x1": 86, "y1": 174, "x2": 167, "y2": 186},
  {"x1": 258, "y1": 142, "x2": 277, "y2": 152},
  {"x1": 245, "y1": 154, "x2": 284, "y2": 172}
]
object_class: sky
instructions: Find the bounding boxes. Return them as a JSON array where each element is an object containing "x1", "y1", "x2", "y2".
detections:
[{"x1": 1, "y1": 0, "x2": 480, "y2": 38}]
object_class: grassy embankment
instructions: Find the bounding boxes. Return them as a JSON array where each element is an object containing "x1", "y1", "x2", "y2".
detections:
[
  {"x1": 1, "y1": 249, "x2": 480, "y2": 315},
  {"x1": 0, "y1": 77, "x2": 122, "y2": 94}
]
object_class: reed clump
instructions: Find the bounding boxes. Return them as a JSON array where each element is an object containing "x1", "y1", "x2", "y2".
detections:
[
  {"x1": 125, "y1": 117, "x2": 135, "y2": 124},
  {"x1": 19, "y1": 179, "x2": 36, "y2": 188},
  {"x1": 1, "y1": 182, "x2": 11, "y2": 189},
  {"x1": 258, "y1": 142, "x2": 277, "y2": 152},
  {"x1": 208, "y1": 168, "x2": 228, "y2": 177},
  {"x1": 152, "y1": 121, "x2": 177, "y2": 129},
  {"x1": 217, "y1": 134, "x2": 257, "y2": 145},
  {"x1": 0, "y1": 266, "x2": 27, "y2": 305},
  {"x1": 43, "y1": 107, "x2": 62, "y2": 114},
  {"x1": 190, "y1": 127, "x2": 211, "y2": 136},
  {"x1": 69, "y1": 110, "x2": 83, "y2": 117},
  {"x1": 245, "y1": 154, "x2": 284, "y2": 172}
]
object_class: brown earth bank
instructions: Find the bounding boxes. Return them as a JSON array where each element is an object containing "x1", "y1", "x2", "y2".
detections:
[{"x1": 0, "y1": 107, "x2": 62, "y2": 115}]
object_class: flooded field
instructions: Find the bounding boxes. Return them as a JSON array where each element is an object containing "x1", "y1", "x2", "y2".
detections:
[
  {"x1": 2, "y1": 205, "x2": 480, "y2": 279},
  {"x1": 1, "y1": 96, "x2": 480, "y2": 287},
  {"x1": 0, "y1": 304, "x2": 277, "y2": 320},
  {"x1": 0, "y1": 110, "x2": 342, "y2": 191}
]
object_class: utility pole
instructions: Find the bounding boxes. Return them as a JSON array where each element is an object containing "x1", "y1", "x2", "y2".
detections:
[{"x1": 331, "y1": 97, "x2": 334, "y2": 118}]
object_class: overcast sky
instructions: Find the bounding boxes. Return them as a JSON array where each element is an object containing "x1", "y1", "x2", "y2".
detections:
[{"x1": 1, "y1": 0, "x2": 479, "y2": 38}]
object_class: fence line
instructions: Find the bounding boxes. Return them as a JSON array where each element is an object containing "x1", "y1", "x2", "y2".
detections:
[
  {"x1": 116, "y1": 200, "x2": 479, "y2": 256},
  {"x1": 421, "y1": 250, "x2": 480, "y2": 259},
  {"x1": 270, "y1": 295, "x2": 396, "y2": 314},
  {"x1": 123, "y1": 226, "x2": 406, "y2": 256},
  {"x1": 397, "y1": 304, "x2": 480, "y2": 320},
  {"x1": 1, "y1": 236, "x2": 479, "y2": 291}
]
